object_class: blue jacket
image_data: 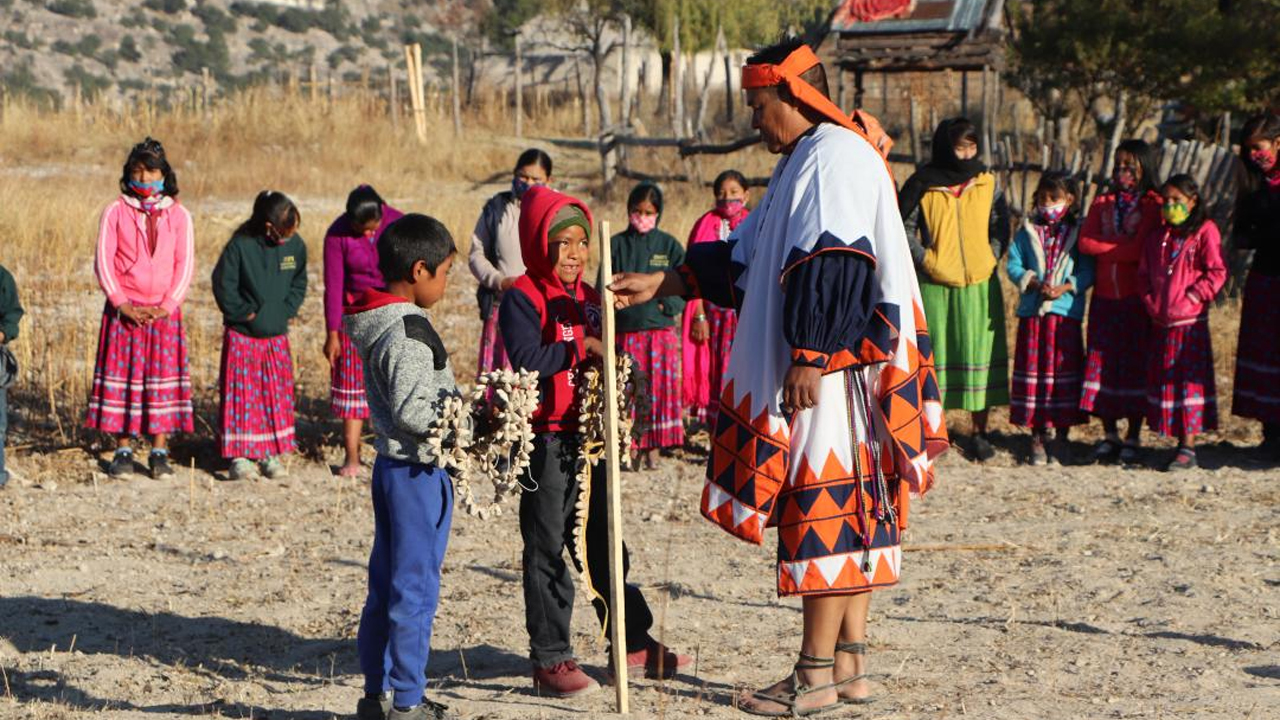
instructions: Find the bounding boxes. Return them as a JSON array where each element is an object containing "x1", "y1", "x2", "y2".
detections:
[{"x1": 1006, "y1": 218, "x2": 1094, "y2": 320}]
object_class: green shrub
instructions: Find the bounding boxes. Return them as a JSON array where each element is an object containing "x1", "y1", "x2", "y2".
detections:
[
  {"x1": 193, "y1": 4, "x2": 236, "y2": 34},
  {"x1": 1, "y1": 60, "x2": 60, "y2": 108},
  {"x1": 64, "y1": 63, "x2": 112, "y2": 99},
  {"x1": 119, "y1": 35, "x2": 141, "y2": 62},
  {"x1": 327, "y1": 44, "x2": 360, "y2": 69},
  {"x1": 46, "y1": 0, "x2": 96, "y2": 19},
  {"x1": 3, "y1": 30, "x2": 41, "y2": 50},
  {"x1": 141, "y1": 0, "x2": 186, "y2": 13},
  {"x1": 170, "y1": 24, "x2": 229, "y2": 78},
  {"x1": 52, "y1": 34, "x2": 101, "y2": 58}
]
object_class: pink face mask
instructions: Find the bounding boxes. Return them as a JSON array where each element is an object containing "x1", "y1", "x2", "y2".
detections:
[
  {"x1": 1113, "y1": 167, "x2": 1137, "y2": 191},
  {"x1": 629, "y1": 212, "x2": 657, "y2": 234},
  {"x1": 1251, "y1": 148, "x2": 1277, "y2": 173}
]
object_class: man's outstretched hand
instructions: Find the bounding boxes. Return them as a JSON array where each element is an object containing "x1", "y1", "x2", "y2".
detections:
[
  {"x1": 608, "y1": 269, "x2": 690, "y2": 309},
  {"x1": 608, "y1": 271, "x2": 665, "y2": 308}
]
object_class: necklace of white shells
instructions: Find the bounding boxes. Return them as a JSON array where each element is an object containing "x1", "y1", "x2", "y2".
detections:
[{"x1": 423, "y1": 357, "x2": 636, "y2": 534}]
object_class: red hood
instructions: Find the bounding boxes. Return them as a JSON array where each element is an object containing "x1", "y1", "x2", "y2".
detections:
[
  {"x1": 344, "y1": 288, "x2": 410, "y2": 315},
  {"x1": 518, "y1": 184, "x2": 594, "y2": 298}
]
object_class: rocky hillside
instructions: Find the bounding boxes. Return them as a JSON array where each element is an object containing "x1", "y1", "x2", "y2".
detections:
[{"x1": 0, "y1": 0, "x2": 477, "y2": 105}]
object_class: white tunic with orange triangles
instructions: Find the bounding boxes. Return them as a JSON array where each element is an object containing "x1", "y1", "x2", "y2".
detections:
[{"x1": 694, "y1": 122, "x2": 948, "y2": 595}]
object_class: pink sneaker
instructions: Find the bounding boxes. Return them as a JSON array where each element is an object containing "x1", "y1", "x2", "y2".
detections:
[{"x1": 532, "y1": 660, "x2": 598, "y2": 698}]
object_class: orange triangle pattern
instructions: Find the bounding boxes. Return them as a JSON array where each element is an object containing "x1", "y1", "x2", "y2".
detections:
[{"x1": 700, "y1": 379, "x2": 790, "y2": 545}]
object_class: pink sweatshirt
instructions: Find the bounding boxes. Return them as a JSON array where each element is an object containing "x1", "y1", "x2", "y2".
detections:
[
  {"x1": 1138, "y1": 219, "x2": 1227, "y2": 328},
  {"x1": 95, "y1": 195, "x2": 195, "y2": 315}
]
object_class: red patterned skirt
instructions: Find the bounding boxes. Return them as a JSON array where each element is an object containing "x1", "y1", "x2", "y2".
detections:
[
  {"x1": 1011, "y1": 314, "x2": 1084, "y2": 429},
  {"x1": 330, "y1": 331, "x2": 369, "y2": 420},
  {"x1": 477, "y1": 304, "x2": 510, "y2": 375},
  {"x1": 1081, "y1": 295, "x2": 1151, "y2": 420},
  {"x1": 1147, "y1": 318, "x2": 1218, "y2": 437},
  {"x1": 219, "y1": 329, "x2": 296, "y2": 459},
  {"x1": 1232, "y1": 271, "x2": 1280, "y2": 424},
  {"x1": 620, "y1": 327, "x2": 684, "y2": 450},
  {"x1": 84, "y1": 304, "x2": 193, "y2": 437}
]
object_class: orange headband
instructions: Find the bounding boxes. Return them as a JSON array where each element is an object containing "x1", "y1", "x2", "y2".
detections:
[{"x1": 740, "y1": 45, "x2": 858, "y2": 133}]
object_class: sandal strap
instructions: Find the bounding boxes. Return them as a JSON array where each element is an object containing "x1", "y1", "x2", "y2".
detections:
[
  {"x1": 835, "y1": 642, "x2": 867, "y2": 655},
  {"x1": 795, "y1": 653, "x2": 834, "y2": 670}
]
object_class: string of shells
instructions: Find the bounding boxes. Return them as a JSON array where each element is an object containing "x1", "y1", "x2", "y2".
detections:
[
  {"x1": 570, "y1": 354, "x2": 636, "y2": 572},
  {"x1": 424, "y1": 368, "x2": 541, "y2": 520}
]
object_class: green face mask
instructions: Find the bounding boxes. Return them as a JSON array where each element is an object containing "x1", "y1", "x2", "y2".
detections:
[{"x1": 1162, "y1": 200, "x2": 1190, "y2": 226}]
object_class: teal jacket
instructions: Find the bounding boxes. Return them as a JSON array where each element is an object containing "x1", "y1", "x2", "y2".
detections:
[
  {"x1": 0, "y1": 264, "x2": 23, "y2": 342},
  {"x1": 212, "y1": 234, "x2": 308, "y2": 338},
  {"x1": 1005, "y1": 218, "x2": 1094, "y2": 320},
  {"x1": 601, "y1": 227, "x2": 686, "y2": 332}
]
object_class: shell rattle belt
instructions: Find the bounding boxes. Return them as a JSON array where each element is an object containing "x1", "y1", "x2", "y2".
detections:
[{"x1": 425, "y1": 369, "x2": 541, "y2": 519}]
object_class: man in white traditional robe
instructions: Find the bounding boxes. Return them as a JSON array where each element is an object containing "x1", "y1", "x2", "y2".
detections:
[{"x1": 611, "y1": 38, "x2": 948, "y2": 715}]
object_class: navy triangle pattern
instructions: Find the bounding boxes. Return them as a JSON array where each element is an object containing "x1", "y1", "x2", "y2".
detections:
[
  {"x1": 824, "y1": 482, "x2": 856, "y2": 510},
  {"x1": 755, "y1": 439, "x2": 782, "y2": 467}
]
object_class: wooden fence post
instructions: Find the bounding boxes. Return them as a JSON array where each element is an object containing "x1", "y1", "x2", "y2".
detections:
[
  {"x1": 620, "y1": 14, "x2": 633, "y2": 128},
  {"x1": 513, "y1": 32, "x2": 523, "y2": 138},
  {"x1": 452, "y1": 34, "x2": 464, "y2": 137}
]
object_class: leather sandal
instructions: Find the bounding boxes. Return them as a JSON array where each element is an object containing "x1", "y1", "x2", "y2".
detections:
[
  {"x1": 834, "y1": 642, "x2": 876, "y2": 705},
  {"x1": 740, "y1": 653, "x2": 842, "y2": 718}
]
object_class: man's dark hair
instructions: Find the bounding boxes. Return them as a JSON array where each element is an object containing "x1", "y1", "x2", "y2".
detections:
[
  {"x1": 119, "y1": 137, "x2": 179, "y2": 197},
  {"x1": 346, "y1": 185, "x2": 385, "y2": 228},
  {"x1": 745, "y1": 37, "x2": 829, "y2": 100},
  {"x1": 378, "y1": 214, "x2": 456, "y2": 281}
]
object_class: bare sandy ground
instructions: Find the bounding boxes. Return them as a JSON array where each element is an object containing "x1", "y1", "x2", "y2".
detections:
[{"x1": 1, "y1": 438, "x2": 1276, "y2": 720}]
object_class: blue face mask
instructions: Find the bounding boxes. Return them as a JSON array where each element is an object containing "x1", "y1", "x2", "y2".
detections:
[
  {"x1": 513, "y1": 178, "x2": 532, "y2": 199},
  {"x1": 128, "y1": 178, "x2": 165, "y2": 198}
]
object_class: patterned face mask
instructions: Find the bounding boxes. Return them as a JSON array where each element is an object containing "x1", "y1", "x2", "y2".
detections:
[
  {"x1": 1113, "y1": 167, "x2": 1137, "y2": 191},
  {"x1": 1036, "y1": 202, "x2": 1069, "y2": 225},
  {"x1": 715, "y1": 198, "x2": 745, "y2": 217},
  {"x1": 1162, "y1": 200, "x2": 1190, "y2": 226},
  {"x1": 629, "y1": 212, "x2": 657, "y2": 234},
  {"x1": 129, "y1": 178, "x2": 165, "y2": 198}
]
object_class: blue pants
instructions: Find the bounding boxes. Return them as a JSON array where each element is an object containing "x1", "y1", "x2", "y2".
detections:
[{"x1": 357, "y1": 456, "x2": 454, "y2": 708}]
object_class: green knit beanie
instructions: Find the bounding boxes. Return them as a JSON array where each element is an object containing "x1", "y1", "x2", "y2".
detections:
[{"x1": 548, "y1": 205, "x2": 590, "y2": 241}]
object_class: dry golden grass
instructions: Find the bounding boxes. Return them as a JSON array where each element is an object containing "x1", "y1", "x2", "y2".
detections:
[
  {"x1": 0, "y1": 87, "x2": 1257, "y2": 462},
  {"x1": 0, "y1": 88, "x2": 781, "y2": 458}
]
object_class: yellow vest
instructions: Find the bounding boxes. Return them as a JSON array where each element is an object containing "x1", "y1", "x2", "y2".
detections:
[{"x1": 919, "y1": 172, "x2": 998, "y2": 287}]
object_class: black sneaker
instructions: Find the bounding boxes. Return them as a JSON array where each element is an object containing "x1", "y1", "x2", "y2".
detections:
[
  {"x1": 1092, "y1": 439, "x2": 1121, "y2": 464},
  {"x1": 356, "y1": 692, "x2": 392, "y2": 720},
  {"x1": 108, "y1": 449, "x2": 135, "y2": 478},
  {"x1": 1119, "y1": 442, "x2": 1143, "y2": 467},
  {"x1": 388, "y1": 699, "x2": 451, "y2": 720},
  {"x1": 971, "y1": 433, "x2": 996, "y2": 462},
  {"x1": 149, "y1": 450, "x2": 176, "y2": 479}
]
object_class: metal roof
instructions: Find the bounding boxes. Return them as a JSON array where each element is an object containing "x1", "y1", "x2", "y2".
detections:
[{"x1": 831, "y1": 0, "x2": 997, "y2": 35}]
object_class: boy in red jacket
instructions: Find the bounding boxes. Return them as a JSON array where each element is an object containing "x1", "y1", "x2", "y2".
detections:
[{"x1": 498, "y1": 185, "x2": 689, "y2": 697}]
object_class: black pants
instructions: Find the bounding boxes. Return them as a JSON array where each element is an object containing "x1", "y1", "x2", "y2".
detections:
[{"x1": 520, "y1": 432, "x2": 654, "y2": 668}]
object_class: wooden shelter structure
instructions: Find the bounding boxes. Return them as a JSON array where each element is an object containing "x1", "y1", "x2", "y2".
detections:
[{"x1": 826, "y1": 0, "x2": 1009, "y2": 161}]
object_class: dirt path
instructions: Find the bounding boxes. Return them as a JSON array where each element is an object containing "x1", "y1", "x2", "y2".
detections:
[{"x1": 1, "y1": 444, "x2": 1276, "y2": 719}]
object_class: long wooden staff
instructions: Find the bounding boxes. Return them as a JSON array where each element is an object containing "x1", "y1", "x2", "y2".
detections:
[{"x1": 597, "y1": 219, "x2": 630, "y2": 714}]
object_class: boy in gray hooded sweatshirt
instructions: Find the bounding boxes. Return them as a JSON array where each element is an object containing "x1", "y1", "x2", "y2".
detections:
[{"x1": 342, "y1": 214, "x2": 458, "y2": 720}]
